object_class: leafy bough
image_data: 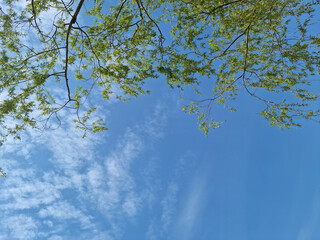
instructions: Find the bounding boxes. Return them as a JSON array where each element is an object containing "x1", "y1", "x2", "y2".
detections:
[{"x1": 0, "y1": 0, "x2": 319, "y2": 143}]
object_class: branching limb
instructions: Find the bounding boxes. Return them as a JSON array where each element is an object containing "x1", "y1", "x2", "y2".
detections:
[{"x1": 64, "y1": 0, "x2": 85, "y2": 100}]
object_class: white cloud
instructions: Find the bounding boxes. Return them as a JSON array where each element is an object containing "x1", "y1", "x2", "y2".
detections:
[
  {"x1": 297, "y1": 190, "x2": 320, "y2": 240},
  {"x1": 123, "y1": 192, "x2": 140, "y2": 217},
  {"x1": 0, "y1": 118, "x2": 99, "y2": 238},
  {"x1": 48, "y1": 236, "x2": 64, "y2": 240},
  {"x1": 174, "y1": 169, "x2": 208, "y2": 240},
  {"x1": 82, "y1": 129, "x2": 143, "y2": 219},
  {"x1": 0, "y1": 214, "x2": 38, "y2": 240},
  {"x1": 38, "y1": 201, "x2": 92, "y2": 229},
  {"x1": 0, "y1": 168, "x2": 64, "y2": 211},
  {"x1": 88, "y1": 163, "x2": 104, "y2": 188},
  {"x1": 146, "y1": 181, "x2": 179, "y2": 239},
  {"x1": 0, "y1": 98, "x2": 171, "y2": 239},
  {"x1": 161, "y1": 182, "x2": 179, "y2": 233},
  {"x1": 143, "y1": 102, "x2": 168, "y2": 139}
]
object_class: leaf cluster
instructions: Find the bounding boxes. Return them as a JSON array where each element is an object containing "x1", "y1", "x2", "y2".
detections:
[{"x1": 0, "y1": 0, "x2": 319, "y2": 143}]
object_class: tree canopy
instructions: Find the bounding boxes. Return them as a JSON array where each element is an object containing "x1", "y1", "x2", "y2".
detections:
[{"x1": 0, "y1": 0, "x2": 319, "y2": 143}]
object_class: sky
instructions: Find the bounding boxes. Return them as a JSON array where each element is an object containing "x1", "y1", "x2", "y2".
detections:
[
  {"x1": 0, "y1": 76, "x2": 319, "y2": 240},
  {"x1": 1, "y1": 1, "x2": 320, "y2": 240}
]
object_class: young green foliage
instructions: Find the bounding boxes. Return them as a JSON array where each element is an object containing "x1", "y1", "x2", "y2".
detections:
[
  {"x1": 0, "y1": 167, "x2": 6, "y2": 177},
  {"x1": 0, "y1": 0, "x2": 319, "y2": 145}
]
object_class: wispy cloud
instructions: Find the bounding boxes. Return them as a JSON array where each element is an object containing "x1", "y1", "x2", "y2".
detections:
[
  {"x1": 38, "y1": 201, "x2": 92, "y2": 229},
  {"x1": 161, "y1": 182, "x2": 179, "y2": 233},
  {"x1": 0, "y1": 169, "x2": 65, "y2": 211},
  {"x1": 146, "y1": 151, "x2": 199, "y2": 240},
  {"x1": 143, "y1": 102, "x2": 168, "y2": 139},
  {"x1": 174, "y1": 167, "x2": 208, "y2": 240},
  {"x1": 0, "y1": 99, "x2": 170, "y2": 239},
  {"x1": 83, "y1": 129, "x2": 143, "y2": 216},
  {"x1": 0, "y1": 214, "x2": 38, "y2": 240},
  {"x1": 297, "y1": 190, "x2": 320, "y2": 240}
]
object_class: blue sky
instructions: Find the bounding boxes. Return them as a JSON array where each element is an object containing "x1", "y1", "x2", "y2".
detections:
[
  {"x1": 1, "y1": 76, "x2": 319, "y2": 240},
  {"x1": 1, "y1": 1, "x2": 320, "y2": 239}
]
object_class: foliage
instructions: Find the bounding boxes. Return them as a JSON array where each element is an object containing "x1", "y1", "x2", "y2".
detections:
[
  {"x1": 0, "y1": 167, "x2": 6, "y2": 177},
  {"x1": 0, "y1": 0, "x2": 319, "y2": 142}
]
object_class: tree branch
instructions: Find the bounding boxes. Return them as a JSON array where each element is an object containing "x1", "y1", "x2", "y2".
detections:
[{"x1": 64, "y1": 0, "x2": 85, "y2": 100}]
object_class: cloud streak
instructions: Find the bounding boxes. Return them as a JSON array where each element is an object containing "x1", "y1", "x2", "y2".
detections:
[
  {"x1": 174, "y1": 167, "x2": 208, "y2": 240},
  {"x1": 297, "y1": 190, "x2": 320, "y2": 240},
  {"x1": 0, "y1": 100, "x2": 170, "y2": 239}
]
